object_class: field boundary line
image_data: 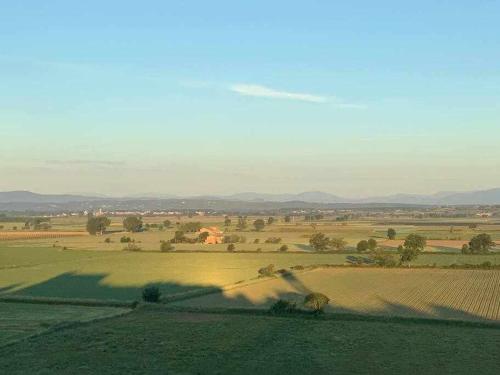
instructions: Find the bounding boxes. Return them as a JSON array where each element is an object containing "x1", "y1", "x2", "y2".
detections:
[{"x1": 0, "y1": 295, "x2": 137, "y2": 309}]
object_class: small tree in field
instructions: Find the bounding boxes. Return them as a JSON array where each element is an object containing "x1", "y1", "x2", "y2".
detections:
[
  {"x1": 357, "y1": 240, "x2": 369, "y2": 253},
  {"x1": 387, "y1": 228, "x2": 396, "y2": 240},
  {"x1": 267, "y1": 217, "x2": 275, "y2": 225},
  {"x1": 224, "y1": 216, "x2": 231, "y2": 227},
  {"x1": 304, "y1": 292, "x2": 330, "y2": 313},
  {"x1": 399, "y1": 234, "x2": 426, "y2": 265},
  {"x1": 123, "y1": 216, "x2": 143, "y2": 232},
  {"x1": 284, "y1": 215, "x2": 291, "y2": 223},
  {"x1": 86, "y1": 216, "x2": 111, "y2": 235},
  {"x1": 468, "y1": 233, "x2": 495, "y2": 254},
  {"x1": 160, "y1": 241, "x2": 174, "y2": 252},
  {"x1": 142, "y1": 286, "x2": 161, "y2": 302},
  {"x1": 309, "y1": 232, "x2": 330, "y2": 251},
  {"x1": 279, "y1": 244, "x2": 288, "y2": 252},
  {"x1": 227, "y1": 243, "x2": 236, "y2": 252},
  {"x1": 253, "y1": 219, "x2": 265, "y2": 231}
]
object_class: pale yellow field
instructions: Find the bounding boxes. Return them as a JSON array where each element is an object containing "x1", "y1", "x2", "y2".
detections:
[{"x1": 174, "y1": 268, "x2": 500, "y2": 322}]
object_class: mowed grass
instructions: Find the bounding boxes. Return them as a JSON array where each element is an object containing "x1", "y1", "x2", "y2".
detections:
[
  {"x1": 1, "y1": 244, "x2": 500, "y2": 302},
  {"x1": 176, "y1": 268, "x2": 500, "y2": 322},
  {"x1": 0, "y1": 307, "x2": 498, "y2": 374},
  {"x1": 0, "y1": 302, "x2": 129, "y2": 346}
]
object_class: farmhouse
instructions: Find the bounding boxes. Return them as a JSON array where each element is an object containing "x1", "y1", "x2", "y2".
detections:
[{"x1": 199, "y1": 226, "x2": 224, "y2": 244}]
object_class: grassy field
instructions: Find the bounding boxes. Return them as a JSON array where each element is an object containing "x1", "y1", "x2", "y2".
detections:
[
  {"x1": 0, "y1": 307, "x2": 498, "y2": 374},
  {"x1": 175, "y1": 268, "x2": 500, "y2": 322},
  {"x1": 1, "y1": 244, "x2": 499, "y2": 302},
  {"x1": 0, "y1": 302, "x2": 129, "y2": 346}
]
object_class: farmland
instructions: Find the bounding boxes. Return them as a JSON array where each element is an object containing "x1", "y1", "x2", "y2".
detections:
[
  {"x1": 0, "y1": 307, "x2": 498, "y2": 374},
  {"x1": 1, "y1": 214, "x2": 499, "y2": 374},
  {"x1": 0, "y1": 302, "x2": 130, "y2": 346},
  {"x1": 175, "y1": 268, "x2": 500, "y2": 322}
]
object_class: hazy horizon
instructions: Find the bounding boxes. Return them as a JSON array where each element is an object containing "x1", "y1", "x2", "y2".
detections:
[{"x1": 1, "y1": 1, "x2": 499, "y2": 196}]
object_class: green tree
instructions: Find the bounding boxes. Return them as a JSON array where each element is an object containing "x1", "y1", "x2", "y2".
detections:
[
  {"x1": 279, "y1": 244, "x2": 288, "y2": 252},
  {"x1": 86, "y1": 216, "x2": 111, "y2": 235},
  {"x1": 468, "y1": 233, "x2": 495, "y2": 254},
  {"x1": 227, "y1": 243, "x2": 236, "y2": 252},
  {"x1": 253, "y1": 219, "x2": 265, "y2": 231},
  {"x1": 284, "y1": 215, "x2": 291, "y2": 223},
  {"x1": 163, "y1": 219, "x2": 172, "y2": 228},
  {"x1": 329, "y1": 237, "x2": 347, "y2": 251},
  {"x1": 399, "y1": 234, "x2": 427, "y2": 265},
  {"x1": 123, "y1": 216, "x2": 143, "y2": 232},
  {"x1": 367, "y1": 238, "x2": 377, "y2": 251},
  {"x1": 387, "y1": 228, "x2": 396, "y2": 240},
  {"x1": 198, "y1": 231, "x2": 210, "y2": 243},
  {"x1": 309, "y1": 232, "x2": 330, "y2": 251},
  {"x1": 267, "y1": 217, "x2": 275, "y2": 225},
  {"x1": 224, "y1": 216, "x2": 231, "y2": 227},
  {"x1": 171, "y1": 230, "x2": 186, "y2": 243},
  {"x1": 356, "y1": 240, "x2": 369, "y2": 253},
  {"x1": 160, "y1": 241, "x2": 174, "y2": 252},
  {"x1": 304, "y1": 292, "x2": 330, "y2": 313}
]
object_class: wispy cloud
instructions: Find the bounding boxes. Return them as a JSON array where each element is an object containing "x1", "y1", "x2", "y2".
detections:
[{"x1": 230, "y1": 84, "x2": 327, "y2": 103}]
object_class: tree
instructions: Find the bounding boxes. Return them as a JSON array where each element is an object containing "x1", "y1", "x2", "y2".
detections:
[
  {"x1": 309, "y1": 232, "x2": 330, "y2": 251},
  {"x1": 387, "y1": 228, "x2": 396, "y2": 240},
  {"x1": 224, "y1": 216, "x2": 231, "y2": 227},
  {"x1": 163, "y1": 219, "x2": 172, "y2": 228},
  {"x1": 461, "y1": 244, "x2": 471, "y2": 254},
  {"x1": 171, "y1": 231, "x2": 186, "y2": 243},
  {"x1": 123, "y1": 216, "x2": 143, "y2": 232},
  {"x1": 284, "y1": 215, "x2": 291, "y2": 223},
  {"x1": 179, "y1": 222, "x2": 202, "y2": 232},
  {"x1": 142, "y1": 286, "x2": 161, "y2": 303},
  {"x1": 86, "y1": 216, "x2": 111, "y2": 235},
  {"x1": 468, "y1": 233, "x2": 495, "y2": 254},
  {"x1": 160, "y1": 241, "x2": 174, "y2": 252},
  {"x1": 279, "y1": 244, "x2": 288, "y2": 252},
  {"x1": 198, "y1": 231, "x2": 210, "y2": 243},
  {"x1": 400, "y1": 234, "x2": 427, "y2": 264},
  {"x1": 253, "y1": 219, "x2": 265, "y2": 231},
  {"x1": 367, "y1": 238, "x2": 377, "y2": 251},
  {"x1": 227, "y1": 243, "x2": 236, "y2": 252},
  {"x1": 329, "y1": 237, "x2": 347, "y2": 251},
  {"x1": 304, "y1": 292, "x2": 330, "y2": 313},
  {"x1": 356, "y1": 240, "x2": 369, "y2": 253},
  {"x1": 267, "y1": 217, "x2": 275, "y2": 225},
  {"x1": 236, "y1": 216, "x2": 247, "y2": 231}
]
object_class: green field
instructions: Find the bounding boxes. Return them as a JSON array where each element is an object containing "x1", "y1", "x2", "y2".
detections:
[
  {"x1": 1, "y1": 244, "x2": 499, "y2": 302},
  {"x1": 0, "y1": 302, "x2": 129, "y2": 346},
  {"x1": 0, "y1": 307, "x2": 498, "y2": 374}
]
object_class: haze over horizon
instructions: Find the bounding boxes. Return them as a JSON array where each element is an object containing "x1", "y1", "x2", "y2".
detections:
[{"x1": 1, "y1": 1, "x2": 499, "y2": 196}]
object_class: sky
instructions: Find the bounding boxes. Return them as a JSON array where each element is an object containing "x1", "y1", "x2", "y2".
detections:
[{"x1": 1, "y1": 1, "x2": 499, "y2": 197}]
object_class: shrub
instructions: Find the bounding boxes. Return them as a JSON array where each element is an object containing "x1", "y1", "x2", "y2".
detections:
[
  {"x1": 104, "y1": 238, "x2": 112, "y2": 243},
  {"x1": 227, "y1": 243, "x2": 236, "y2": 252},
  {"x1": 264, "y1": 237, "x2": 282, "y2": 244},
  {"x1": 223, "y1": 234, "x2": 246, "y2": 244},
  {"x1": 124, "y1": 243, "x2": 141, "y2": 251},
  {"x1": 120, "y1": 236, "x2": 132, "y2": 243},
  {"x1": 142, "y1": 286, "x2": 161, "y2": 303},
  {"x1": 371, "y1": 250, "x2": 397, "y2": 267},
  {"x1": 160, "y1": 241, "x2": 174, "y2": 252},
  {"x1": 468, "y1": 233, "x2": 495, "y2": 254},
  {"x1": 253, "y1": 238, "x2": 260, "y2": 244},
  {"x1": 258, "y1": 264, "x2": 275, "y2": 277},
  {"x1": 279, "y1": 244, "x2": 288, "y2": 252},
  {"x1": 269, "y1": 299, "x2": 297, "y2": 314},
  {"x1": 356, "y1": 240, "x2": 369, "y2": 253},
  {"x1": 304, "y1": 292, "x2": 330, "y2": 313},
  {"x1": 367, "y1": 238, "x2": 377, "y2": 251}
]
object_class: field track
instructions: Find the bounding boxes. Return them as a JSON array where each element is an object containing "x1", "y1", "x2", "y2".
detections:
[{"x1": 0, "y1": 231, "x2": 86, "y2": 241}]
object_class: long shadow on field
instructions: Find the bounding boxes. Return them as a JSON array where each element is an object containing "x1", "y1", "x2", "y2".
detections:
[{"x1": 8, "y1": 272, "x2": 223, "y2": 302}]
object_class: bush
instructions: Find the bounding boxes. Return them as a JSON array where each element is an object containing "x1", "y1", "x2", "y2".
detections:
[
  {"x1": 371, "y1": 250, "x2": 398, "y2": 267},
  {"x1": 264, "y1": 237, "x2": 282, "y2": 244},
  {"x1": 104, "y1": 238, "x2": 112, "y2": 243},
  {"x1": 269, "y1": 299, "x2": 297, "y2": 314},
  {"x1": 253, "y1": 238, "x2": 260, "y2": 244},
  {"x1": 160, "y1": 241, "x2": 174, "y2": 252},
  {"x1": 356, "y1": 240, "x2": 369, "y2": 253},
  {"x1": 120, "y1": 236, "x2": 132, "y2": 243},
  {"x1": 279, "y1": 244, "x2": 288, "y2": 252},
  {"x1": 304, "y1": 292, "x2": 330, "y2": 313},
  {"x1": 142, "y1": 286, "x2": 161, "y2": 302},
  {"x1": 224, "y1": 234, "x2": 246, "y2": 244},
  {"x1": 227, "y1": 243, "x2": 236, "y2": 252},
  {"x1": 258, "y1": 264, "x2": 275, "y2": 277},
  {"x1": 124, "y1": 243, "x2": 141, "y2": 251}
]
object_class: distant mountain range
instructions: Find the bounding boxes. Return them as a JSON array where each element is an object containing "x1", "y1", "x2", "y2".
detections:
[{"x1": 0, "y1": 188, "x2": 499, "y2": 212}]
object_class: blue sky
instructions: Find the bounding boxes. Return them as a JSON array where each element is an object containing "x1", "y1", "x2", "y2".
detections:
[{"x1": 1, "y1": 1, "x2": 499, "y2": 196}]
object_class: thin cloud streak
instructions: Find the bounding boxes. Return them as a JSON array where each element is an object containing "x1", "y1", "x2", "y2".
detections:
[{"x1": 230, "y1": 84, "x2": 327, "y2": 103}]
